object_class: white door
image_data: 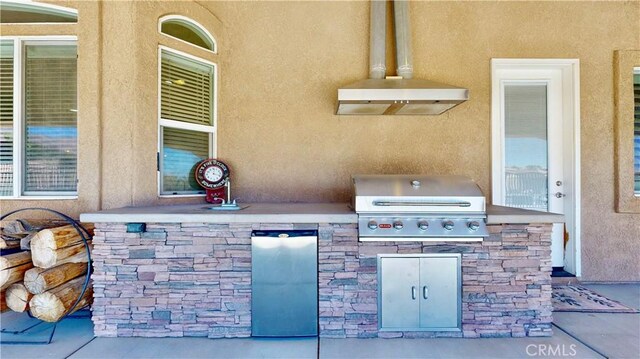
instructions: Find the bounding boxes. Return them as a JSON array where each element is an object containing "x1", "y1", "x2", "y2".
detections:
[{"x1": 492, "y1": 61, "x2": 580, "y2": 271}]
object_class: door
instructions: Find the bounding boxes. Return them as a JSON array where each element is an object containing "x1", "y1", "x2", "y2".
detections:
[
  {"x1": 492, "y1": 60, "x2": 580, "y2": 272},
  {"x1": 379, "y1": 257, "x2": 420, "y2": 329},
  {"x1": 419, "y1": 256, "x2": 460, "y2": 329}
]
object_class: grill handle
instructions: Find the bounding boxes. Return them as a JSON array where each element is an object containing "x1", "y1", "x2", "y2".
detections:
[{"x1": 372, "y1": 200, "x2": 472, "y2": 207}]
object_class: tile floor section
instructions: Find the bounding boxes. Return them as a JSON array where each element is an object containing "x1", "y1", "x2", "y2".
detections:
[{"x1": 0, "y1": 284, "x2": 638, "y2": 359}]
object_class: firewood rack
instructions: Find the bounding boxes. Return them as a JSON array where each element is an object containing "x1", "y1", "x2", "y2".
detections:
[{"x1": 0, "y1": 208, "x2": 92, "y2": 345}]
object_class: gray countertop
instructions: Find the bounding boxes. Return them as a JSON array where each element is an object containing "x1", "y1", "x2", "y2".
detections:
[
  {"x1": 80, "y1": 202, "x2": 563, "y2": 225},
  {"x1": 80, "y1": 203, "x2": 358, "y2": 224},
  {"x1": 485, "y1": 205, "x2": 564, "y2": 224}
]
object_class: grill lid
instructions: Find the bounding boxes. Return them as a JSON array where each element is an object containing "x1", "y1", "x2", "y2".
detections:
[
  {"x1": 353, "y1": 175, "x2": 483, "y2": 197},
  {"x1": 353, "y1": 175, "x2": 486, "y2": 214}
]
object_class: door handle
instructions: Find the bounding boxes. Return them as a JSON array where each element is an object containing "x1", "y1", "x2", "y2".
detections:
[
  {"x1": 411, "y1": 286, "x2": 417, "y2": 300},
  {"x1": 423, "y1": 286, "x2": 428, "y2": 300}
]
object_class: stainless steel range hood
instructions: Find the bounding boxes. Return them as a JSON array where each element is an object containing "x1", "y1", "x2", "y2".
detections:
[
  {"x1": 337, "y1": 78, "x2": 469, "y2": 115},
  {"x1": 337, "y1": 0, "x2": 469, "y2": 116}
]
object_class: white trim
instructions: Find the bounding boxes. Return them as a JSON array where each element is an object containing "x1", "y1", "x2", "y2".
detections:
[
  {"x1": 158, "y1": 45, "x2": 216, "y2": 67},
  {"x1": 0, "y1": 0, "x2": 78, "y2": 25},
  {"x1": 158, "y1": 194, "x2": 206, "y2": 199},
  {"x1": 12, "y1": 38, "x2": 21, "y2": 198},
  {"x1": 491, "y1": 58, "x2": 581, "y2": 277},
  {"x1": 0, "y1": 196, "x2": 77, "y2": 200},
  {"x1": 158, "y1": 15, "x2": 217, "y2": 54},
  {"x1": 159, "y1": 119, "x2": 215, "y2": 133},
  {"x1": 157, "y1": 46, "x2": 218, "y2": 197}
]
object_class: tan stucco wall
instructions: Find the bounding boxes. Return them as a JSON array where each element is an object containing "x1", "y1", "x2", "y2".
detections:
[{"x1": 1, "y1": 1, "x2": 638, "y2": 281}]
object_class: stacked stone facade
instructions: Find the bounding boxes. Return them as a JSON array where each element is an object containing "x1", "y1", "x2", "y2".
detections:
[
  {"x1": 91, "y1": 222, "x2": 552, "y2": 338},
  {"x1": 318, "y1": 223, "x2": 553, "y2": 338}
]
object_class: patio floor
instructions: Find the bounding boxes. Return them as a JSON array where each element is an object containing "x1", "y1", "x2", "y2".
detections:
[{"x1": 1, "y1": 284, "x2": 638, "y2": 359}]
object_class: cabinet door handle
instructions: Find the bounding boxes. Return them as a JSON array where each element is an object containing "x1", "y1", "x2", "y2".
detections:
[
  {"x1": 411, "y1": 286, "x2": 417, "y2": 300},
  {"x1": 423, "y1": 286, "x2": 429, "y2": 299}
]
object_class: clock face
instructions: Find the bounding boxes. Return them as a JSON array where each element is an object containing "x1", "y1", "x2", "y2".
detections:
[
  {"x1": 195, "y1": 159, "x2": 230, "y2": 189},
  {"x1": 204, "y1": 166, "x2": 224, "y2": 182}
]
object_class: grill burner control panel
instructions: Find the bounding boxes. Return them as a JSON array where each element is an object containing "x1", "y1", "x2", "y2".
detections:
[{"x1": 358, "y1": 216, "x2": 489, "y2": 241}]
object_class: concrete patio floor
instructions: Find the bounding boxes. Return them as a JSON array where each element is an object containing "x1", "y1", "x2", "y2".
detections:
[{"x1": 1, "y1": 284, "x2": 638, "y2": 359}]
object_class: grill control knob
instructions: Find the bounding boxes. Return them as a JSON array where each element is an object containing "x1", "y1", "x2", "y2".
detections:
[
  {"x1": 393, "y1": 221, "x2": 404, "y2": 230},
  {"x1": 443, "y1": 220, "x2": 455, "y2": 231},
  {"x1": 417, "y1": 221, "x2": 429, "y2": 231},
  {"x1": 368, "y1": 221, "x2": 378, "y2": 230},
  {"x1": 468, "y1": 221, "x2": 480, "y2": 231}
]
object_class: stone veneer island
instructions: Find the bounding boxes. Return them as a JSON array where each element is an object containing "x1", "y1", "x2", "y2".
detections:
[{"x1": 80, "y1": 203, "x2": 561, "y2": 339}]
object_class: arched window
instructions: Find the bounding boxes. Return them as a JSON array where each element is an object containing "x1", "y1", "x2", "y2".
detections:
[
  {"x1": 0, "y1": 1, "x2": 77, "y2": 23},
  {"x1": 159, "y1": 15, "x2": 216, "y2": 53},
  {"x1": 157, "y1": 15, "x2": 217, "y2": 196}
]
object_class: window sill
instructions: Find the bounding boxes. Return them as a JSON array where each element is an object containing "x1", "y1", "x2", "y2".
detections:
[
  {"x1": 158, "y1": 194, "x2": 206, "y2": 198},
  {"x1": 0, "y1": 196, "x2": 78, "y2": 200}
]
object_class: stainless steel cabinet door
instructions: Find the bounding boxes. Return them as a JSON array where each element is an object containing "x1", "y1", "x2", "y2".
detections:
[
  {"x1": 380, "y1": 257, "x2": 420, "y2": 329},
  {"x1": 419, "y1": 256, "x2": 460, "y2": 329}
]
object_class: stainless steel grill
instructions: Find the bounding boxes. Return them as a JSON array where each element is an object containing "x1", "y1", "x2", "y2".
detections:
[{"x1": 353, "y1": 175, "x2": 489, "y2": 241}]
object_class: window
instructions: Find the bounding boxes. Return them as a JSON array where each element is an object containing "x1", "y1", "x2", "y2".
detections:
[
  {"x1": 614, "y1": 50, "x2": 640, "y2": 212},
  {"x1": 159, "y1": 16, "x2": 216, "y2": 53},
  {"x1": 159, "y1": 48, "x2": 216, "y2": 196},
  {"x1": 0, "y1": 38, "x2": 77, "y2": 198},
  {"x1": 0, "y1": 1, "x2": 77, "y2": 24},
  {"x1": 634, "y1": 68, "x2": 639, "y2": 195}
]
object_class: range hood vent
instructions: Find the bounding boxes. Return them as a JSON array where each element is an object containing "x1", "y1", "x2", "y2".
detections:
[{"x1": 337, "y1": 0, "x2": 469, "y2": 116}]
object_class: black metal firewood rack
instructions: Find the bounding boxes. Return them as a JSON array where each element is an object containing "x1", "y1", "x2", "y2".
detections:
[{"x1": 0, "y1": 208, "x2": 92, "y2": 345}]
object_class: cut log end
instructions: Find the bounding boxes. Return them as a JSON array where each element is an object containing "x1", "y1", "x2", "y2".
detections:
[
  {"x1": 24, "y1": 267, "x2": 47, "y2": 294},
  {"x1": 6, "y1": 283, "x2": 33, "y2": 312},
  {"x1": 29, "y1": 292, "x2": 65, "y2": 322}
]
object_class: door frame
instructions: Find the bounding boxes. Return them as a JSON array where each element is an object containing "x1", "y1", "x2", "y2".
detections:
[{"x1": 491, "y1": 58, "x2": 581, "y2": 276}]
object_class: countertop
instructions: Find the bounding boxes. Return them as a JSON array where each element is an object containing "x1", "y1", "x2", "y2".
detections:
[
  {"x1": 80, "y1": 202, "x2": 564, "y2": 225},
  {"x1": 485, "y1": 205, "x2": 564, "y2": 224}
]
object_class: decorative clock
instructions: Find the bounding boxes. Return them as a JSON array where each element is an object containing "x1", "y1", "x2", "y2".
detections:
[{"x1": 195, "y1": 159, "x2": 230, "y2": 204}]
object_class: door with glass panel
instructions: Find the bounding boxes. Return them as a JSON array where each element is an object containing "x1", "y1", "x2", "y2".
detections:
[{"x1": 493, "y1": 68, "x2": 567, "y2": 268}]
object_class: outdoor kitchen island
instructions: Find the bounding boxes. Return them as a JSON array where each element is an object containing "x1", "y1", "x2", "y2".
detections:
[{"x1": 80, "y1": 203, "x2": 562, "y2": 339}]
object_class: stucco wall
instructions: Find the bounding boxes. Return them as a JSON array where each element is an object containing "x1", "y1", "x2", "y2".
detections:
[{"x1": 1, "y1": 1, "x2": 639, "y2": 281}]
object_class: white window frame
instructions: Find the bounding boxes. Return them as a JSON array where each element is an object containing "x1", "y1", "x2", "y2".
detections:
[
  {"x1": 634, "y1": 67, "x2": 640, "y2": 197},
  {"x1": 0, "y1": 0, "x2": 78, "y2": 25},
  {"x1": 158, "y1": 15, "x2": 217, "y2": 54},
  {"x1": 0, "y1": 35, "x2": 78, "y2": 200},
  {"x1": 157, "y1": 45, "x2": 217, "y2": 197}
]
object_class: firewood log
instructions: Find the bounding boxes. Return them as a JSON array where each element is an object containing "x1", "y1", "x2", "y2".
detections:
[
  {"x1": 31, "y1": 241, "x2": 92, "y2": 269},
  {"x1": 31, "y1": 224, "x2": 94, "y2": 250},
  {"x1": 0, "y1": 238, "x2": 21, "y2": 250},
  {"x1": 24, "y1": 262, "x2": 88, "y2": 294},
  {"x1": 29, "y1": 276, "x2": 93, "y2": 322},
  {"x1": 5, "y1": 282, "x2": 33, "y2": 312},
  {"x1": 1, "y1": 290, "x2": 7, "y2": 313},
  {"x1": 0, "y1": 251, "x2": 34, "y2": 289},
  {"x1": 30, "y1": 224, "x2": 93, "y2": 269}
]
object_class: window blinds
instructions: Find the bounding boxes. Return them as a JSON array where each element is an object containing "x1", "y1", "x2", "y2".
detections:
[
  {"x1": 159, "y1": 49, "x2": 214, "y2": 195},
  {"x1": 24, "y1": 44, "x2": 77, "y2": 193},
  {"x1": 0, "y1": 41, "x2": 13, "y2": 196},
  {"x1": 160, "y1": 50, "x2": 213, "y2": 126}
]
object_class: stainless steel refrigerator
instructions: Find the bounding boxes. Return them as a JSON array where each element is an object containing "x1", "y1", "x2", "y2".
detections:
[{"x1": 251, "y1": 230, "x2": 318, "y2": 337}]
